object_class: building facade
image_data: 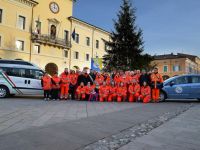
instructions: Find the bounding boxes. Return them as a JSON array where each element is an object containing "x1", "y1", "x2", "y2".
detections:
[
  {"x1": 0, "y1": 0, "x2": 110, "y2": 75},
  {"x1": 151, "y1": 53, "x2": 200, "y2": 80}
]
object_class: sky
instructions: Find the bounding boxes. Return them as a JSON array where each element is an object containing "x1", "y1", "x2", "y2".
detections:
[{"x1": 73, "y1": 0, "x2": 200, "y2": 56}]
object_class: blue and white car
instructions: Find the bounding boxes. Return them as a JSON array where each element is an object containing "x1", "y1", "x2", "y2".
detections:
[{"x1": 160, "y1": 74, "x2": 200, "y2": 101}]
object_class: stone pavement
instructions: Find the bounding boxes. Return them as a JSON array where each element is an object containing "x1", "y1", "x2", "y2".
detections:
[
  {"x1": 119, "y1": 104, "x2": 200, "y2": 150},
  {"x1": 0, "y1": 97, "x2": 194, "y2": 150}
]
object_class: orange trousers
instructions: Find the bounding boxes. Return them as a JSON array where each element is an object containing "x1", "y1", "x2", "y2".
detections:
[
  {"x1": 99, "y1": 95, "x2": 108, "y2": 102},
  {"x1": 117, "y1": 95, "x2": 126, "y2": 102},
  {"x1": 139, "y1": 95, "x2": 151, "y2": 103},
  {"x1": 108, "y1": 94, "x2": 116, "y2": 102},
  {"x1": 129, "y1": 93, "x2": 140, "y2": 102},
  {"x1": 152, "y1": 88, "x2": 160, "y2": 102},
  {"x1": 60, "y1": 86, "x2": 69, "y2": 95}
]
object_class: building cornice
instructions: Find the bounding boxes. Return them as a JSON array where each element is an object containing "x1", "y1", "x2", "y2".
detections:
[
  {"x1": 68, "y1": 16, "x2": 111, "y2": 35},
  {"x1": 14, "y1": 0, "x2": 38, "y2": 7}
]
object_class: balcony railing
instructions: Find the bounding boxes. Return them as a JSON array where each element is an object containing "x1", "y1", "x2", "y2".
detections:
[{"x1": 31, "y1": 33, "x2": 71, "y2": 49}]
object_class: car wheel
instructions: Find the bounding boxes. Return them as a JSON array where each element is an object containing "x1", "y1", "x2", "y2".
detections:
[
  {"x1": 159, "y1": 91, "x2": 166, "y2": 102},
  {"x1": 198, "y1": 98, "x2": 200, "y2": 101},
  {"x1": 0, "y1": 85, "x2": 10, "y2": 98}
]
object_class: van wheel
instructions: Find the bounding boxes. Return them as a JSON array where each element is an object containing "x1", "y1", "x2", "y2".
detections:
[
  {"x1": 0, "y1": 85, "x2": 10, "y2": 98},
  {"x1": 159, "y1": 91, "x2": 166, "y2": 102}
]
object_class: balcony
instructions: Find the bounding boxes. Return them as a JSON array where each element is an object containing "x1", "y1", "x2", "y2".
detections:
[{"x1": 31, "y1": 33, "x2": 71, "y2": 49}]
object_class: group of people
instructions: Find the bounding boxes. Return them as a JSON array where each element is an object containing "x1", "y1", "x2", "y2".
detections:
[{"x1": 41, "y1": 68, "x2": 163, "y2": 103}]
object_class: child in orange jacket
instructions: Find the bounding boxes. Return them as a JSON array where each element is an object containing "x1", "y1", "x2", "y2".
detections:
[
  {"x1": 76, "y1": 82, "x2": 86, "y2": 100},
  {"x1": 108, "y1": 81, "x2": 117, "y2": 102},
  {"x1": 128, "y1": 79, "x2": 140, "y2": 102},
  {"x1": 99, "y1": 81, "x2": 109, "y2": 102},
  {"x1": 139, "y1": 81, "x2": 151, "y2": 103},
  {"x1": 116, "y1": 82, "x2": 127, "y2": 102}
]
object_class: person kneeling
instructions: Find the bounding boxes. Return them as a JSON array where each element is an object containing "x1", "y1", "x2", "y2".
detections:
[
  {"x1": 99, "y1": 81, "x2": 109, "y2": 102},
  {"x1": 139, "y1": 81, "x2": 151, "y2": 103},
  {"x1": 76, "y1": 82, "x2": 86, "y2": 100},
  {"x1": 116, "y1": 82, "x2": 127, "y2": 102}
]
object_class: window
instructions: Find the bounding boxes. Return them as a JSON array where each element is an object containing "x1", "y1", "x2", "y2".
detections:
[
  {"x1": 64, "y1": 50, "x2": 68, "y2": 58},
  {"x1": 0, "y1": 9, "x2": 2, "y2": 23},
  {"x1": 191, "y1": 76, "x2": 200, "y2": 83},
  {"x1": 64, "y1": 30, "x2": 69, "y2": 42},
  {"x1": 104, "y1": 43, "x2": 108, "y2": 51},
  {"x1": 34, "y1": 21, "x2": 41, "y2": 34},
  {"x1": 74, "y1": 51, "x2": 79, "y2": 59},
  {"x1": 163, "y1": 65, "x2": 168, "y2": 72},
  {"x1": 75, "y1": 34, "x2": 79, "y2": 43},
  {"x1": 173, "y1": 65, "x2": 181, "y2": 72},
  {"x1": 173, "y1": 77, "x2": 189, "y2": 85},
  {"x1": 96, "y1": 40, "x2": 99, "y2": 49},
  {"x1": 16, "y1": 40, "x2": 24, "y2": 51},
  {"x1": 50, "y1": 25, "x2": 56, "y2": 39},
  {"x1": 34, "y1": 45, "x2": 40, "y2": 54},
  {"x1": 86, "y1": 37, "x2": 90, "y2": 46},
  {"x1": 86, "y1": 54, "x2": 90, "y2": 61},
  {"x1": 18, "y1": 16, "x2": 26, "y2": 30}
]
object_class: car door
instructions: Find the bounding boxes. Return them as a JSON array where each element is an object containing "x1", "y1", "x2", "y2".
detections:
[
  {"x1": 189, "y1": 76, "x2": 200, "y2": 98},
  {"x1": 165, "y1": 76, "x2": 190, "y2": 99},
  {"x1": 25, "y1": 69, "x2": 44, "y2": 95}
]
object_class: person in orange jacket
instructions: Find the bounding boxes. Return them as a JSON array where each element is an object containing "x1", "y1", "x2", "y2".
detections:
[
  {"x1": 95, "y1": 73, "x2": 104, "y2": 85},
  {"x1": 85, "y1": 82, "x2": 95, "y2": 100},
  {"x1": 108, "y1": 81, "x2": 117, "y2": 102},
  {"x1": 114, "y1": 72, "x2": 121, "y2": 86},
  {"x1": 104, "y1": 73, "x2": 111, "y2": 85},
  {"x1": 76, "y1": 82, "x2": 86, "y2": 100},
  {"x1": 60, "y1": 68, "x2": 70, "y2": 100},
  {"x1": 116, "y1": 82, "x2": 127, "y2": 102},
  {"x1": 139, "y1": 81, "x2": 151, "y2": 103},
  {"x1": 99, "y1": 81, "x2": 109, "y2": 102},
  {"x1": 69, "y1": 70, "x2": 78, "y2": 99},
  {"x1": 128, "y1": 79, "x2": 141, "y2": 102},
  {"x1": 150, "y1": 67, "x2": 164, "y2": 102},
  {"x1": 41, "y1": 72, "x2": 52, "y2": 100},
  {"x1": 51, "y1": 72, "x2": 61, "y2": 100}
]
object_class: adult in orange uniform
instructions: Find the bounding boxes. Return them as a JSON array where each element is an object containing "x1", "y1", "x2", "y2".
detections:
[
  {"x1": 150, "y1": 68, "x2": 163, "y2": 102},
  {"x1": 51, "y1": 72, "x2": 61, "y2": 100},
  {"x1": 99, "y1": 81, "x2": 109, "y2": 102},
  {"x1": 108, "y1": 81, "x2": 117, "y2": 102},
  {"x1": 60, "y1": 68, "x2": 70, "y2": 100},
  {"x1": 116, "y1": 82, "x2": 127, "y2": 102},
  {"x1": 41, "y1": 72, "x2": 52, "y2": 100},
  {"x1": 76, "y1": 82, "x2": 86, "y2": 100},
  {"x1": 139, "y1": 81, "x2": 151, "y2": 103},
  {"x1": 128, "y1": 79, "x2": 140, "y2": 102},
  {"x1": 114, "y1": 72, "x2": 121, "y2": 86},
  {"x1": 69, "y1": 70, "x2": 78, "y2": 99}
]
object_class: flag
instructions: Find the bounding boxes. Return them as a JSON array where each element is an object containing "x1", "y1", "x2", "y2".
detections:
[
  {"x1": 71, "y1": 28, "x2": 76, "y2": 41},
  {"x1": 91, "y1": 58, "x2": 103, "y2": 72}
]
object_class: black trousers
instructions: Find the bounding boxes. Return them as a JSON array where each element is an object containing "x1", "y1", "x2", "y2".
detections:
[
  {"x1": 44, "y1": 90, "x2": 50, "y2": 98},
  {"x1": 51, "y1": 89, "x2": 59, "y2": 99},
  {"x1": 69, "y1": 85, "x2": 76, "y2": 100}
]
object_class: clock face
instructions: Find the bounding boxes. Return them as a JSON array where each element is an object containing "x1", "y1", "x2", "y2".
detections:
[{"x1": 49, "y1": 2, "x2": 59, "y2": 14}]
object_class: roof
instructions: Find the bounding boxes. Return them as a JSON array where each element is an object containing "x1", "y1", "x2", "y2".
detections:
[
  {"x1": 154, "y1": 53, "x2": 199, "y2": 62},
  {"x1": 68, "y1": 16, "x2": 111, "y2": 35}
]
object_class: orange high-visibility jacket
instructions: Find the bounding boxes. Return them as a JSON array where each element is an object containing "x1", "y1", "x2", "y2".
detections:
[
  {"x1": 41, "y1": 76, "x2": 52, "y2": 90},
  {"x1": 105, "y1": 76, "x2": 111, "y2": 85},
  {"x1": 99, "y1": 85, "x2": 109, "y2": 96},
  {"x1": 117, "y1": 86, "x2": 127, "y2": 96},
  {"x1": 51, "y1": 76, "x2": 61, "y2": 89},
  {"x1": 109, "y1": 86, "x2": 117, "y2": 95},
  {"x1": 150, "y1": 73, "x2": 163, "y2": 83},
  {"x1": 60, "y1": 72, "x2": 70, "y2": 86},
  {"x1": 85, "y1": 85, "x2": 95, "y2": 95},
  {"x1": 76, "y1": 86, "x2": 86, "y2": 94},
  {"x1": 114, "y1": 75, "x2": 121, "y2": 85},
  {"x1": 129, "y1": 83, "x2": 140, "y2": 94},
  {"x1": 95, "y1": 75, "x2": 104, "y2": 85},
  {"x1": 70, "y1": 74, "x2": 78, "y2": 85},
  {"x1": 141, "y1": 86, "x2": 151, "y2": 96}
]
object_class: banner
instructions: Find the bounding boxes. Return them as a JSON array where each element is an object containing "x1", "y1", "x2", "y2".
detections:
[{"x1": 91, "y1": 58, "x2": 103, "y2": 72}]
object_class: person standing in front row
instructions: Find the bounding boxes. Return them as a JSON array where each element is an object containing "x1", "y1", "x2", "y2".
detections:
[
  {"x1": 41, "y1": 72, "x2": 51, "y2": 100},
  {"x1": 51, "y1": 72, "x2": 61, "y2": 100},
  {"x1": 150, "y1": 68, "x2": 163, "y2": 102}
]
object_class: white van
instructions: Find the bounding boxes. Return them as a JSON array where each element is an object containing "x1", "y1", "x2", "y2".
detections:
[{"x1": 0, "y1": 60, "x2": 44, "y2": 98}]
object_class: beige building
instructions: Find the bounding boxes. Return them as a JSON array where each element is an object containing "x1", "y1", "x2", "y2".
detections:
[
  {"x1": 0, "y1": 0, "x2": 110, "y2": 75},
  {"x1": 151, "y1": 53, "x2": 200, "y2": 80}
]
